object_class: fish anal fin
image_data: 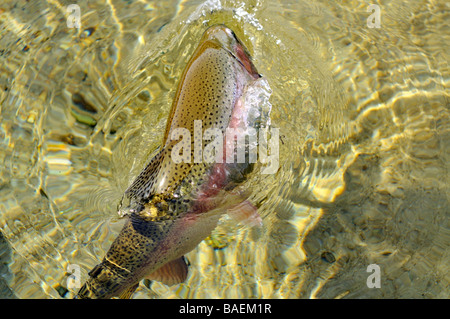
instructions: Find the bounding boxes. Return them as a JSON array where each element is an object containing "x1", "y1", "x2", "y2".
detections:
[
  {"x1": 118, "y1": 282, "x2": 139, "y2": 299},
  {"x1": 227, "y1": 200, "x2": 262, "y2": 227},
  {"x1": 146, "y1": 257, "x2": 188, "y2": 286}
]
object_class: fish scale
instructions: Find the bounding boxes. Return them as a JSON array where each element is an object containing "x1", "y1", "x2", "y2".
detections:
[{"x1": 76, "y1": 25, "x2": 262, "y2": 299}]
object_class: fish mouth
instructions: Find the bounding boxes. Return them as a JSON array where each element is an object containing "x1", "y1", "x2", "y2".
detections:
[{"x1": 202, "y1": 25, "x2": 261, "y2": 79}]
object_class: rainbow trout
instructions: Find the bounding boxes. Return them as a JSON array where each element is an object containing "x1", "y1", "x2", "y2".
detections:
[{"x1": 76, "y1": 25, "x2": 264, "y2": 299}]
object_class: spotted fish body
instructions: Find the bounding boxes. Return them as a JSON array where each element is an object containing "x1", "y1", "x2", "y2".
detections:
[{"x1": 76, "y1": 25, "x2": 262, "y2": 299}]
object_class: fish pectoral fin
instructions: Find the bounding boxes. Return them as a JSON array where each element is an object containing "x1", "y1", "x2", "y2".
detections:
[
  {"x1": 118, "y1": 282, "x2": 139, "y2": 299},
  {"x1": 227, "y1": 200, "x2": 262, "y2": 227},
  {"x1": 146, "y1": 257, "x2": 189, "y2": 286}
]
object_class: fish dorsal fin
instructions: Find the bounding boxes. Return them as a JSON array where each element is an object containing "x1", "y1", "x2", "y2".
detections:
[
  {"x1": 118, "y1": 282, "x2": 139, "y2": 299},
  {"x1": 125, "y1": 149, "x2": 164, "y2": 201},
  {"x1": 146, "y1": 257, "x2": 189, "y2": 286}
]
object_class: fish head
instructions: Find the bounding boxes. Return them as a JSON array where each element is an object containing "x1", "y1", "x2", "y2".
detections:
[{"x1": 201, "y1": 25, "x2": 261, "y2": 79}]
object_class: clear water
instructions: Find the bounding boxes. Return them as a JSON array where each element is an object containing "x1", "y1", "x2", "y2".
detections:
[{"x1": 0, "y1": 0, "x2": 448, "y2": 298}]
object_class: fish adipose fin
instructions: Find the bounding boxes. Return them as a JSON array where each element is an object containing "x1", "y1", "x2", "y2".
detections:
[
  {"x1": 146, "y1": 257, "x2": 189, "y2": 286},
  {"x1": 119, "y1": 282, "x2": 139, "y2": 299},
  {"x1": 227, "y1": 200, "x2": 262, "y2": 227}
]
